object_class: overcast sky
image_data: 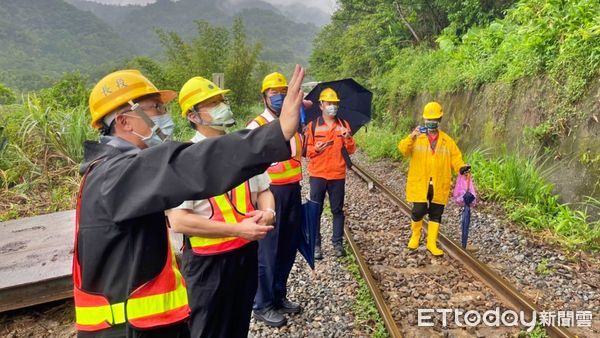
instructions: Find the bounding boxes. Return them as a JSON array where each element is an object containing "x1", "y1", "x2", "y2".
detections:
[{"x1": 84, "y1": 0, "x2": 337, "y2": 13}]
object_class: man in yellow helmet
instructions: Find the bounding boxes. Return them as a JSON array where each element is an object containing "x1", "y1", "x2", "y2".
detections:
[
  {"x1": 305, "y1": 88, "x2": 356, "y2": 259},
  {"x1": 246, "y1": 72, "x2": 303, "y2": 327},
  {"x1": 74, "y1": 66, "x2": 306, "y2": 337},
  {"x1": 397, "y1": 101, "x2": 471, "y2": 256},
  {"x1": 168, "y1": 76, "x2": 276, "y2": 338}
]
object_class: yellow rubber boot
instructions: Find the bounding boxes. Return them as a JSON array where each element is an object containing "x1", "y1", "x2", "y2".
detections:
[
  {"x1": 426, "y1": 221, "x2": 444, "y2": 256},
  {"x1": 407, "y1": 220, "x2": 422, "y2": 249}
]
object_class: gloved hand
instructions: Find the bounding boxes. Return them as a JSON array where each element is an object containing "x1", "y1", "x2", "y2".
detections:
[{"x1": 460, "y1": 165, "x2": 471, "y2": 175}]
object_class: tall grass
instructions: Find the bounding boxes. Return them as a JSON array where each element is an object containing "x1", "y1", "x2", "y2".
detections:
[
  {"x1": 354, "y1": 113, "x2": 414, "y2": 162},
  {"x1": 467, "y1": 149, "x2": 599, "y2": 251},
  {"x1": 0, "y1": 95, "x2": 97, "y2": 219}
]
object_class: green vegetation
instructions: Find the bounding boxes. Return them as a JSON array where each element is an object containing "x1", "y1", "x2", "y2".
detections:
[
  {"x1": 0, "y1": 16, "x2": 277, "y2": 220},
  {"x1": 520, "y1": 323, "x2": 549, "y2": 338},
  {"x1": 0, "y1": 94, "x2": 95, "y2": 220},
  {"x1": 132, "y1": 18, "x2": 266, "y2": 113},
  {"x1": 343, "y1": 245, "x2": 389, "y2": 338},
  {"x1": 311, "y1": 0, "x2": 599, "y2": 135},
  {"x1": 354, "y1": 125, "x2": 599, "y2": 251},
  {"x1": 312, "y1": 0, "x2": 599, "y2": 252},
  {"x1": 1, "y1": 0, "x2": 321, "y2": 91},
  {"x1": 0, "y1": 0, "x2": 131, "y2": 90},
  {"x1": 354, "y1": 113, "x2": 413, "y2": 162},
  {"x1": 0, "y1": 84, "x2": 16, "y2": 105},
  {"x1": 535, "y1": 258, "x2": 553, "y2": 276},
  {"x1": 68, "y1": 0, "x2": 320, "y2": 65},
  {"x1": 466, "y1": 149, "x2": 599, "y2": 251}
]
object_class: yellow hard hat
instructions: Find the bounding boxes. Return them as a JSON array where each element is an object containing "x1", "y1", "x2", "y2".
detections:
[
  {"x1": 179, "y1": 77, "x2": 230, "y2": 117},
  {"x1": 261, "y1": 72, "x2": 288, "y2": 93},
  {"x1": 319, "y1": 88, "x2": 340, "y2": 102},
  {"x1": 89, "y1": 69, "x2": 176, "y2": 129},
  {"x1": 422, "y1": 101, "x2": 444, "y2": 119}
]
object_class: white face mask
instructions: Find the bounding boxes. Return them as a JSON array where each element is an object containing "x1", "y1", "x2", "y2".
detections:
[
  {"x1": 325, "y1": 105, "x2": 338, "y2": 116},
  {"x1": 191, "y1": 102, "x2": 235, "y2": 130},
  {"x1": 128, "y1": 114, "x2": 174, "y2": 147},
  {"x1": 208, "y1": 102, "x2": 235, "y2": 129}
]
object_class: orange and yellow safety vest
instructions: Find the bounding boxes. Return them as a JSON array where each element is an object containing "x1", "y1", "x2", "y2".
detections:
[
  {"x1": 73, "y1": 167, "x2": 189, "y2": 332},
  {"x1": 252, "y1": 115, "x2": 302, "y2": 185},
  {"x1": 188, "y1": 181, "x2": 254, "y2": 255}
]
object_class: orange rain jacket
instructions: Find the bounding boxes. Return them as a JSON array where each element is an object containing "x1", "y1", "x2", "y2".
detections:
[
  {"x1": 305, "y1": 117, "x2": 356, "y2": 180},
  {"x1": 398, "y1": 131, "x2": 464, "y2": 205}
]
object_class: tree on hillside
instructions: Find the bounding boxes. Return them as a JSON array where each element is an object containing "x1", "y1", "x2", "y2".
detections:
[
  {"x1": 225, "y1": 18, "x2": 262, "y2": 109},
  {"x1": 132, "y1": 19, "x2": 262, "y2": 111},
  {"x1": 310, "y1": 0, "x2": 515, "y2": 81}
]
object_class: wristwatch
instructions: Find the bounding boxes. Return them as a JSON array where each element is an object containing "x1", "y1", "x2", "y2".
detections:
[{"x1": 265, "y1": 208, "x2": 276, "y2": 218}]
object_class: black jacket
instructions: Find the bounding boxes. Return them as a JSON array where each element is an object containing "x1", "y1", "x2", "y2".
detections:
[{"x1": 77, "y1": 121, "x2": 290, "y2": 337}]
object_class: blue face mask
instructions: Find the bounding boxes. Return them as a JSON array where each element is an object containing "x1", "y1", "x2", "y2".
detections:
[
  {"x1": 132, "y1": 114, "x2": 175, "y2": 148},
  {"x1": 268, "y1": 94, "x2": 285, "y2": 115}
]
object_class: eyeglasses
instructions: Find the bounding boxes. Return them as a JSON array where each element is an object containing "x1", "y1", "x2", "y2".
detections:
[
  {"x1": 195, "y1": 97, "x2": 229, "y2": 110},
  {"x1": 137, "y1": 102, "x2": 167, "y2": 114}
]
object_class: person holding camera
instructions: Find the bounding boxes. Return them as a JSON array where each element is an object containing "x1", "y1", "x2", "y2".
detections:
[{"x1": 397, "y1": 101, "x2": 471, "y2": 256}]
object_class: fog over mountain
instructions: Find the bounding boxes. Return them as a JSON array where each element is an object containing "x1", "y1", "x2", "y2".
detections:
[{"x1": 81, "y1": 0, "x2": 336, "y2": 14}]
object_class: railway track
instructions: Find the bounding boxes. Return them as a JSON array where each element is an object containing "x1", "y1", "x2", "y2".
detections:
[{"x1": 346, "y1": 163, "x2": 577, "y2": 338}]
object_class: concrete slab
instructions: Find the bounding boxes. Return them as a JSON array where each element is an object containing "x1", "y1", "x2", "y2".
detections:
[{"x1": 0, "y1": 210, "x2": 183, "y2": 312}]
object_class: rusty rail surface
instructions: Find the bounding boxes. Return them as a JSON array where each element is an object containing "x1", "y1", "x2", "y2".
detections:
[
  {"x1": 345, "y1": 226, "x2": 403, "y2": 338},
  {"x1": 350, "y1": 163, "x2": 576, "y2": 338}
]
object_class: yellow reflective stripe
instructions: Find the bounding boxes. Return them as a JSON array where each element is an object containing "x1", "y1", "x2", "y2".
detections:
[
  {"x1": 127, "y1": 278, "x2": 188, "y2": 320},
  {"x1": 190, "y1": 236, "x2": 237, "y2": 247},
  {"x1": 213, "y1": 195, "x2": 237, "y2": 224},
  {"x1": 112, "y1": 302, "x2": 126, "y2": 324},
  {"x1": 189, "y1": 191, "x2": 241, "y2": 247},
  {"x1": 234, "y1": 184, "x2": 247, "y2": 214},
  {"x1": 75, "y1": 302, "x2": 125, "y2": 326},
  {"x1": 255, "y1": 116, "x2": 268, "y2": 126},
  {"x1": 268, "y1": 164, "x2": 302, "y2": 180}
]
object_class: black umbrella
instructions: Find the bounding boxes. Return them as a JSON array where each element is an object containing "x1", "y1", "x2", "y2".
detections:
[
  {"x1": 298, "y1": 199, "x2": 322, "y2": 270},
  {"x1": 303, "y1": 79, "x2": 372, "y2": 134},
  {"x1": 460, "y1": 190, "x2": 476, "y2": 248}
]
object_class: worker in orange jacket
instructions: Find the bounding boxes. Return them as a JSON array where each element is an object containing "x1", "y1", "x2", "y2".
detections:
[
  {"x1": 305, "y1": 88, "x2": 356, "y2": 258},
  {"x1": 397, "y1": 101, "x2": 470, "y2": 256}
]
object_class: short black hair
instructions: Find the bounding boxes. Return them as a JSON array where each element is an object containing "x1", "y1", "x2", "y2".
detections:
[{"x1": 100, "y1": 120, "x2": 116, "y2": 136}]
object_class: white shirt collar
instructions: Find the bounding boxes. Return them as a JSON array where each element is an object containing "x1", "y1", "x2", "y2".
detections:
[
  {"x1": 261, "y1": 109, "x2": 276, "y2": 122},
  {"x1": 190, "y1": 130, "x2": 208, "y2": 143}
]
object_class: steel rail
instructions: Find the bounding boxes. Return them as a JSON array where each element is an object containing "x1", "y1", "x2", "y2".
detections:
[
  {"x1": 345, "y1": 225, "x2": 403, "y2": 338},
  {"x1": 350, "y1": 163, "x2": 576, "y2": 338}
]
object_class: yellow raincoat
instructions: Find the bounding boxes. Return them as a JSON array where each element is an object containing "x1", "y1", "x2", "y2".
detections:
[{"x1": 398, "y1": 131, "x2": 464, "y2": 205}]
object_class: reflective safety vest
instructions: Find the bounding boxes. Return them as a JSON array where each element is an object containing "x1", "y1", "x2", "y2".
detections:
[
  {"x1": 73, "y1": 164, "x2": 189, "y2": 332},
  {"x1": 189, "y1": 181, "x2": 254, "y2": 255},
  {"x1": 252, "y1": 115, "x2": 302, "y2": 185}
]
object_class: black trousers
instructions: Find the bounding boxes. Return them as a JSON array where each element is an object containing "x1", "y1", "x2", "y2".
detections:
[
  {"x1": 411, "y1": 184, "x2": 445, "y2": 223},
  {"x1": 254, "y1": 183, "x2": 301, "y2": 310},
  {"x1": 181, "y1": 241, "x2": 258, "y2": 338},
  {"x1": 309, "y1": 177, "x2": 346, "y2": 246}
]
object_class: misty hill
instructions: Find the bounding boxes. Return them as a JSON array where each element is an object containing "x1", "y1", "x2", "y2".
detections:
[
  {"x1": 69, "y1": 0, "x2": 322, "y2": 64},
  {"x1": 0, "y1": 0, "x2": 132, "y2": 90}
]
